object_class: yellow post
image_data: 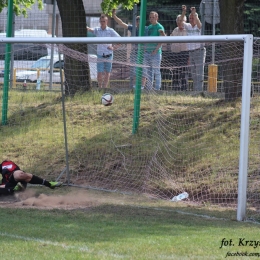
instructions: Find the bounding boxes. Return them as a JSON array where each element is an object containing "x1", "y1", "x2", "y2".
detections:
[
  {"x1": 13, "y1": 68, "x2": 16, "y2": 87},
  {"x1": 208, "y1": 64, "x2": 218, "y2": 92},
  {"x1": 37, "y1": 69, "x2": 40, "y2": 80}
]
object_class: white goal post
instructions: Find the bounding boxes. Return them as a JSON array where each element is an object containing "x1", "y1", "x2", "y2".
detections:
[{"x1": 0, "y1": 34, "x2": 254, "y2": 221}]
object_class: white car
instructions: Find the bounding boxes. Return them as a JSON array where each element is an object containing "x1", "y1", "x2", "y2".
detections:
[
  {"x1": 15, "y1": 54, "x2": 97, "y2": 83},
  {"x1": 0, "y1": 29, "x2": 55, "y2": 60}
]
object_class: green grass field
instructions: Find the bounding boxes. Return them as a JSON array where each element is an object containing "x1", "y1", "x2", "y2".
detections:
[
  {"x1": 1, "y1": 89, "x2": 260, "y2": 259},
  {"x1": 0, "y1": 187, "x2": 260, "y2": 260}
]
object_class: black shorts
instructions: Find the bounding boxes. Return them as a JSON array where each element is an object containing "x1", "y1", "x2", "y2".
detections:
[{"x1": 5, "y1": 173, "x2": 18, "y2": 188}]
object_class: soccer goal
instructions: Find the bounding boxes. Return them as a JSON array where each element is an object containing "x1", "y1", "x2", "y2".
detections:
[{"x1": 1, "y1": 34, "x2": 257, "y2": 222}]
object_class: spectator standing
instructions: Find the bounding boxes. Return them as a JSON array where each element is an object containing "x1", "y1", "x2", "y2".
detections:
[
  {"x1": 170, "y1": 14, "x2": 189, "y2": 91},
  {"x1": 112, "y1": 9, "x2": 141, "y2": 37},
  {"x1": 112, "y1": 9, "x2": 147, "y2": 89},
  {"x1": 144, "y1": 11, "x2": 166, "y2": 90},
  {"x1": 87, "y1": 14, "x2": 120, "y2": 88},
  {"x1": 181, "y1": 5, "x2": 206, "y2": 91}
]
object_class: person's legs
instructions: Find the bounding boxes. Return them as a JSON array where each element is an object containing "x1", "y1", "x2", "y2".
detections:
[
  {"x1": 0, "y1": 187, "x2": 14, "y2": 195},
  {"x1": 133, "y1": 62, "x2": 148, "y2": 89},
  {"x1": 189, "y1": 51, "x2": 197, "y2": 91},
  {"x1": 13, "y1": 170, "x2": 32, "y2": 182},
  {"x1": 13, "y1": 170, "x2": 62, "y2": 189},
  {"x1": 130, "y1": 49, "x2": 137, "y2": 88},
  {"x1": 144, "y1": 53, "x2": 153, "y2": 90},
  {"x1": 5, "y1": 180, "x2": 26, "y2": 192},
  {"x1": 171, "y1": 53, "x2": 178, "y2": 90},
  {"x1": 103, "y1": 55, "x2": 113, "y2": 88},
  {"x1": 131, "y1": 70, "x2": 136, "y2": 88},
  {"x1": 97, "y1": 72, "x2": 104, "y2": 88},
  {"x1": 180, "y1": 68, "x2": 187, "y2": 91},
  {"x1": 152, "y1": 53, "x2": 162, "y2": 90},
  {"x1": 142, "y1": 77, "x2": 146, "y2": 88},
  {"x1": 193, "y1": 50, "x2": 201, "y2": 91},
  {"x1": 147, "y1": 67, "x2": 153, "y2": 90},
  {"x1": 1, "y1": 172, "x2": 27, "y2": 194},
  {"x1": 176, "y1": 53, "x2": 182, "y2": 90},
  {"x1": 180, "y1": 51, "x2": 189, "y2": 91},
  {"x1": 134, "y1": 67, "x2": 146, "y2": 89},
  {"x1": 97, "y1": 54, "x2": 105, "y2": 88},
  {"x1": 191, "y1": 48, "x2": 206, "y2": 91},
  {"x1": 197, "y1": 47, "x2": 206, "y2": 91},
  {"x1": 103, "y1": 72, "x2": 111, "y2": 88}
]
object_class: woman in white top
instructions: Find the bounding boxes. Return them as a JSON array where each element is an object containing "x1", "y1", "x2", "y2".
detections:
[{"x1": 170, "y1": 15, "x2": 189, "y2": 91}]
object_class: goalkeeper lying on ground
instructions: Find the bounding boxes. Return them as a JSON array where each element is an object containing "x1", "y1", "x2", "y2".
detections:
[{"x1": 0, "y1": 160, "x2": 62, "y2": 195}]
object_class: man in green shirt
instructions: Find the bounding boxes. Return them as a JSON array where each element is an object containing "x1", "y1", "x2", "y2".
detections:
[{"x1": 144, "y1": 11, "x2": 165, "y2": 90}]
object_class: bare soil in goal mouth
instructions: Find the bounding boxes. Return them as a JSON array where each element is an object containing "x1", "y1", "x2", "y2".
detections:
[
  {"x1": 0, "y1": 184, "x2": 187, "y2": 211},
  {"x1": 0, "y1": 186, "x2": 165, "y2": 210},
  {"x1": 0, "y1": 187, "x2": 107, "y2": 210}
]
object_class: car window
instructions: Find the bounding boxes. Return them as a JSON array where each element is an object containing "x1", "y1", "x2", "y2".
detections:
[
  {"x1": 0, "y1": 44, "x2": 48, "y2": 61},
  {"x1": 31, "y1": 58, "x2": 51, "y2": 69},
  {"x1": 53, "y1": 60, "x2": 64, "y2": 69}
]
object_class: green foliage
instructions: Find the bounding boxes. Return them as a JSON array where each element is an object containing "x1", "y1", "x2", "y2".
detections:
[
  {"x1": 101, "y1": 0, "x2": 140, "y2": 16},
  {"x1": 244, "y1": 2, "x2": 260, "y2": 37},
  {"x1": 0, "y1": 0, "x2": 43, "y2": 17}
]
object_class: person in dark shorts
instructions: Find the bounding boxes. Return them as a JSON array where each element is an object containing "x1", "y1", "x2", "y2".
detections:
[
  {"x1": 112, "y1": 9, "x2": 147, "y2": 89},
  {"x1": 0, "y1": 160, "x2": 62, "y2": 195}
]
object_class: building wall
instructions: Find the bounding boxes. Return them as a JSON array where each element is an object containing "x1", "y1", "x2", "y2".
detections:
[{"x1": 0, "y1": 0, "x2": 103, "y2": 36}]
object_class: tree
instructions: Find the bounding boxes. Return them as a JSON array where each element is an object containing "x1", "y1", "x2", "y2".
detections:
[
  {"x1": 244, "y1": 1, "x2": 260, "y2": 37},
  {"x1": 56, "y1": 0, "x2": 91, "y2": 95},
  {"x1": 219, "y1": 0, "x2": 245, "y2": 100},
  {"x1": 101, "y1": 0, "x2": 140, "y2": 16},
  {"x1": 0, "y1": 0, "x2": 43, "y2": 16}
]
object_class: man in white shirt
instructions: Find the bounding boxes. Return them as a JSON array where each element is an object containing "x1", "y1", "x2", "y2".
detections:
[
  {"x1": 87, "y1": 15, "x2": 120, "y2": 88},
  {"x1": 170, "y1": 14, "x2": 189, "y2": 90},
  {"x1": 181, "y1": 5, "x2": 206, "y2": 91}
]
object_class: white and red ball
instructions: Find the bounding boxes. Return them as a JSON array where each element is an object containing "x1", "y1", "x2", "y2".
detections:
[{"x1": 101, "y1": 93, "x2": 114, "y2": 106}]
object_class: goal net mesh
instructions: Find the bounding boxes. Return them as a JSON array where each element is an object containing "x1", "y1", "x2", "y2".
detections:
[{"x1": 1, "y1": 38, "x2": 260, "y2": 221}]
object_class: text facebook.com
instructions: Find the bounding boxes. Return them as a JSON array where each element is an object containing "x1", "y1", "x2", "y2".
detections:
[{"x1": 220, "y1": 238, "x2": 260, "y2": 258}]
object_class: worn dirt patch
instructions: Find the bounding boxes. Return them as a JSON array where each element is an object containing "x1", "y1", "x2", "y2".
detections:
[
  {"x1": 0, "y1": 188, "x2": 104, "y2": 210},
  {"x1": 0, "y1": 186, "x2": 171, "y2": 210}
]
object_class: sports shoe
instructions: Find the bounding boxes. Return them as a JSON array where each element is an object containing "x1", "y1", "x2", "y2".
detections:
[
  {"x1": 133, "y1": 85, "x2": 144, "y2": 90},
  {"x1": 13, "y1": 182, "x2": 26, "y2": 192},
  {"x1": 49, "y1": 181, "x2": 63, "y2": 189}
]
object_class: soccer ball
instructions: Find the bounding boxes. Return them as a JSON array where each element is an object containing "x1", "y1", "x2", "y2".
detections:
[{"x1": 101, "y1": 93, "x2": 114, "y2": 106}]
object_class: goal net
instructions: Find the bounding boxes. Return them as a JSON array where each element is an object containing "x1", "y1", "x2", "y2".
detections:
[{"x1": 1, "y1": 35, "x2": 259, "y2": 221}]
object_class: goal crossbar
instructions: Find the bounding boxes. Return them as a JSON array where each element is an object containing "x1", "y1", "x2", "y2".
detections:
[{"x1": 0, "y1": 34, "x2": 253, "y2": 44}]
